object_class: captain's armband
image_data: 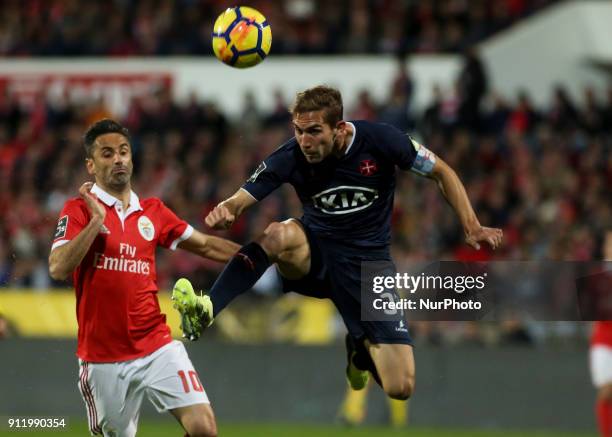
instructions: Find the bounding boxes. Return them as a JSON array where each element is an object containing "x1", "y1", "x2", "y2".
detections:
[{"x1": 409, "y1": 138, "x2": 436, "y2": 176}]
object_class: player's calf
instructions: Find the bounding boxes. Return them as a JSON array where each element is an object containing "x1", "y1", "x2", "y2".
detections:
[
  {"x1": 377, "y1": 360, "x2": 414, "y2": 400},
  {"x1": 367, "y1": 342, "x2": 415, "y2": 400}
]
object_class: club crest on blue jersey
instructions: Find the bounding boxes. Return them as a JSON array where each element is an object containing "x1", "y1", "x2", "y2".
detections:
[
  {"x1": 312, "y1": 186, "x2": 378, "y2": 215},
  {"x1": 359, "y1": 159, "x2": 378, "y2": 176}
]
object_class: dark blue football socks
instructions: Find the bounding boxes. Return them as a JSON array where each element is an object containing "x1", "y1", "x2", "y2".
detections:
[{"x1": 209, "y1": 242, "x2": 271, "y2": 317}]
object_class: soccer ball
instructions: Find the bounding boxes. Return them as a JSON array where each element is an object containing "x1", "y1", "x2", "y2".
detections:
[{"x1": 212, "y1": 6, "x2": 272, "y2": 69}]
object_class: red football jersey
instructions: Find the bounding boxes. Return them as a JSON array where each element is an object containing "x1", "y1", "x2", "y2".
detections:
[
  {"x1": 51, "y1": 184, "x2": 193, "y2": 362},
  {"x1": 592, "y1": 322, "x2": 612, "y2": 347}
]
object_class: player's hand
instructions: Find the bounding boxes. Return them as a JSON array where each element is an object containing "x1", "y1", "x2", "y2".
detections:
[
  {"x1": 465, "y1": 226, "x2": 503, "y2": 250},
  {"x1": 205, "y1": 204, "x2": 235, "y2": 230},
  {"x1": 79, "y1": 182, "x2": 106, "y2": 223}
]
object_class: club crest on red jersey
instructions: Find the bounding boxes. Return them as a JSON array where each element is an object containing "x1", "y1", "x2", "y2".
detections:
[{"x1": 137, "y1": 216, "x2": 155, "y2": 241}]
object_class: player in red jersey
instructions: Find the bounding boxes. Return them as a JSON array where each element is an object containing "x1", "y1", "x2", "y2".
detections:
[
  {"x1": 592, "y1": 321, "x2": 612, "y2": 437},
  {"x1": 591, "y1": 231, "x2": 612, "y2": 437},
  {"x1": 48, "y1": 119, "x2": 238, "y2": 437}
]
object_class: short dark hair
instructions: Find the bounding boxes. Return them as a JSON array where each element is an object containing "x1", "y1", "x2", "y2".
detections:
[
  {"x1": 83, "y1": 119, "x2": 130, "y2": 158},
  {"x1": 289, "y1": 85, "x2": 343, "y2": 127}
]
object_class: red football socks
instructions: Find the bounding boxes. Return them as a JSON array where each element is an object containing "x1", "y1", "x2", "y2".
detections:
[{"x1": 597, "y1": 398, "x2": 612, "y2": 437}]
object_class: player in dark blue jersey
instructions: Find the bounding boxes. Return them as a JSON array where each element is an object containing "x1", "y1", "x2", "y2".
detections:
[{"x1": 173, "y1": 85, "x2": 502, "y2": 400}]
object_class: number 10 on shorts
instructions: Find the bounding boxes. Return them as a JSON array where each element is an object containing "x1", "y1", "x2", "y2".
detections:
[{"x1": 177, "y1": 370, "x2": 204, "y2": 393}]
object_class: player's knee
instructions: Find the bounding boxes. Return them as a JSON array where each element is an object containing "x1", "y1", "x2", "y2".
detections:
[
  {"x1": 188, "y1": 430, "x2": 217, "y2": 437},
  {"x1": 186, "y1": 421, "x2": 217, "y2": 437},
  {"x1": 386, "y1": 385, "x2": 413, "y2": 401},
  {"x1": 384, "y1": 375, "x2": 415, "y2": 400},
  {"x1": 182, "y1": 408, "x2": 217, "y2": 437},
  {"x1": 259, "y1": 222, "x2": 292, "y2": 256}
]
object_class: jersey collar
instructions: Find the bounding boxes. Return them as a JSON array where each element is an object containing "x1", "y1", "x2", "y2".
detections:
[
  {"x1": 91, "y1": 183, "x2": 142, "y2": 213},
  {"x1": 344, "y1": 122, "x2": 356, "y2": 156}
]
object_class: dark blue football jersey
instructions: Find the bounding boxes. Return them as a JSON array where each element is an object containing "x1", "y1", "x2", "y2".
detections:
[{"x1": 242, "y1": 120, "x2": 419, "y2": 248}]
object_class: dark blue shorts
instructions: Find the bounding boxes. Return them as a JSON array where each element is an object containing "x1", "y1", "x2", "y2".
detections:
[{"x1": 281, "y1": 220, "x2": 412, "y2": 345}]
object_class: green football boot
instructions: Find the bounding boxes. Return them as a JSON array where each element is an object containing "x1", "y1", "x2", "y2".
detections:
[
  {"x1": 171, "y1": 278, "x2": 214, "y2": 341},
  {"x1": 345, "y1": 334, "x2": 369, "y2": 390}
]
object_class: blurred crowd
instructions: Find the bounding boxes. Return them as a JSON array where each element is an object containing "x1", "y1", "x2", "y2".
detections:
[
  {"x1": 1, "y1": 53, "x2": 611, "y2": 343},
  {"x1": 0, "y1": 0, "x2": 558, "y2": 57}
]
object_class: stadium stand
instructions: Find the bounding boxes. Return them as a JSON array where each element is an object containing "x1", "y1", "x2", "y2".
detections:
[{"x1": 0, "y1": 0, "x2": 558, "y2": 56}]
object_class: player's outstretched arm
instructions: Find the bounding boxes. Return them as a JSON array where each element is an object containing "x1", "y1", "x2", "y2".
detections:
[
  {"x1": 177, "y1": 230, "x2": 241, "y2": 263},
  {"x1": 428, "y1": 157, "x2": 503, "y2": 250},
  {"x1": 205, "y1": 188, "x2": 257, "y2": 230},
  {"x1": 48, "y1": 182, "x2": 106, "y2": 280}
]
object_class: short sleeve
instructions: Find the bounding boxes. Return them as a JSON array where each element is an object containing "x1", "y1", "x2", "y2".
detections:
[
  {"x1": 370, "y1": 123, "x2": 418, "y2": 171},
  {"x1": 157, "y1": 201, "x2": 193, "y2": 250},
  {"x1": 241, "y1": 142, "x2": 295, "y2": 201},
  {"x1": 51, "y1": 200, "x2": 89, "y2": 251}
]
